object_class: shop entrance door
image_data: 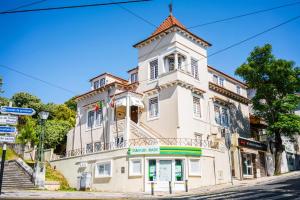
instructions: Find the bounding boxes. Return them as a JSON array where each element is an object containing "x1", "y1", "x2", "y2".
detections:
[
  {"x1": 158, "y1": 160, "x2": 172, "y2": 190},
  {"x1": 242, "y1": 153, "x2": 253, "y2": 177}
]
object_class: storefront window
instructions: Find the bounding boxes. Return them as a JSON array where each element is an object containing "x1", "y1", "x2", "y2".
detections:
[
  {"x1": 148, "y1": 160, "x2": 156, "y2": 181},
  {"x1": 175, "y1": 160, "x2": 184, "y2": 181}
]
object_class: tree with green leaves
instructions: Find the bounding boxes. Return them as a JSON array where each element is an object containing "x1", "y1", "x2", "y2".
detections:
[{"x1": 235, "y1": 44, "x2": 300, "y2": 174}]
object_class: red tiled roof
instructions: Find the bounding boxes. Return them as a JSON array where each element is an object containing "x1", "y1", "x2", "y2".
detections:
[{"x1": 152, "y1": 15, "x2": 186, "y2": 35}]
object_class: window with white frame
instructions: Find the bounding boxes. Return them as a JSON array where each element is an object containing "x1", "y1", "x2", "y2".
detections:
[
  {"x1": 213, "y1": 74, "x2": 218, "y2": 84},
  {"x1": 87, "y1": 110, "x2": 95, "y2": 128},
  {"x1": 93, "y1": 80, "x2": 99, "y2": 89},
  {"x1": 167, "y1": 55, "x2": 175, "y2": 71},
  {"x1": 130, "y1": 73, "x2": 138, "y2": 83},
  {"x1": 219, "y1": 77, "x2": 225, "y2": 87},
  {"x1": 95, "y1": 161, "x2": 112, "y2": 177},
  {"x1": 129, "y1": 159, "x2": 142, "y2": 176},
  {"x1": 95, "y1": 108, "x2": 103, "y2": 126},
  {"x1": 189, "y1": 159, "x2": 201, "y2": 176},
  {"x1": 150, "y1": 59, "x2": 158, "y2": 80},
  {"x1": 214, "y1": 104, "x2": 229, "y2": 127},
  {"x1": 178, "y1": 55, "x2": 185, "y2": 70},
  {"x1": 99, "y1": 78, "x2": 106, "y2": 87},
  {"x1": 236, "y1": 85, "x2": 241, "y2": 94},
  {"x1": 86, "y1": 143, "x2": 93, "y2": 153},
  {"x1": 94, "y1": 142, "x2": 101, "y2": 152},
  {"x1": 191, "y1": 58, "x2": 199, "y2": 80},
  {"x1": 149, "y1": 96, "x2": 159, "y2": 119},
  {"x1": 193, "y1": 95, "x2": 201, "y2": 118}
]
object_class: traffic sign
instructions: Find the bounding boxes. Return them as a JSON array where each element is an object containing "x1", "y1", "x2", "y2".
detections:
[
  {"x1": 0, "y1": 115, "x2": 18, "y2": 125},
  {"x1": 0, "y1": 106, "x2": 36, "y2": 116},
  {"x1": 0, "y1": 136, "x2": 15, "y2": 143},
  {"x1": 0, "y1": 126, "x2": 17, "y2": 134}
]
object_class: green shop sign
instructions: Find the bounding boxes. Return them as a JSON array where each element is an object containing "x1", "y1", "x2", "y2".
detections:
[{"x1": 128, "y1": 146, "x2": 202, "y2": 156}]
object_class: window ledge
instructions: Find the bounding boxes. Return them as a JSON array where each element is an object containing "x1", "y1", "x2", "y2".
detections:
[
  {"x1": 95, "y1": 175, "x2": 112, "y2": 178},
  {"x1": 147, "y1": 116, "x2": 159, "y2": 121}
]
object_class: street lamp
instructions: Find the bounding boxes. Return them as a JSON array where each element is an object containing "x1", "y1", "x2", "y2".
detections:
[{"x1": 34, "y1": 111, "x2": 49, "y2": 188}]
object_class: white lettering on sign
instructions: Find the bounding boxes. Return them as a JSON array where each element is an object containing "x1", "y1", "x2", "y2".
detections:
[
  {"x1": 129, "y1": 146, "x2": 160, "y2": 155},
  {"x1": 0, "y1": 115, "x2": 18, "y2": 125},
  {"x1": 0, "y1": 136, "x2": 15, "y2": 143}
]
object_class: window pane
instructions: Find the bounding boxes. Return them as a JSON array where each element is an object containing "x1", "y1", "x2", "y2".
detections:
[
  {"x1": 221, "y1": 108, "x2": 229, "y2": 127},
  {"x1": 94, "y1": 142, "x2": 101, "y2": 152},
  {"x1": 191, "y1": 59, "x2": 199, "y2": 79},
  {"x1": 219, "y1": 78, "x2": 224, "y2": 87},
  {"x1": 132, "y1": 160, "x2": 141, "y2": 174},
  {"x1": 190, "y1": 159, "x2": 200, "y2": 174},
  {"x1": 94, "y1": 80, "x2": 99, "y2": 89},
  {"x1": 193, "y1": 96, "x2": 201, "y2": 118},
  {"x1": 150, "y1": 59, "x2": 158, "y2": 80},
  {"x1": 236, "y1": 86, "x2": 241, "y2": 94},
  {"x1": 175, "y1": 160, "x2": 183, "y2": 181},
  {"x1": 88, "y1": 110, "x2": 94, "y2": 128},
  {"x1": 100, "y1": 78, "x2": 106, "y2": 87},
  {"x1": 149, "y1": 97, "x2": 158, "y2": 118},
  {"x1": 95, "y1": 109, "x2": 103, "y2": 126},
  {"x1": 214, "y1": 105, "x2": 221, "y2": 125},
  {"x1": 86, "y1": 143, "x2": 93, "y2": 153},
  {"x1": 149, "y1": 160, "x2": 156, "y2": 181},
  {"x1": 213, "y1": 75, "x2": 218, "y2": 84}
]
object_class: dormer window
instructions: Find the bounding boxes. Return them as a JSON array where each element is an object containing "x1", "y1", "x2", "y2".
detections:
[
  {"x1": 131, "y1": 73, "x2": 138, "y2": 83},
  {"x1": 100, "y1": 78, "x2": 106, "y2": 87},
  {"x1": 93, "y1": 80, "x2": 100, "y2": 89}
]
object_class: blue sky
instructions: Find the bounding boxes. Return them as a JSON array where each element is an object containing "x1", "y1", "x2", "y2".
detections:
[{"x1": 1, "y1": 0, "x2": 300, "y2": 104}]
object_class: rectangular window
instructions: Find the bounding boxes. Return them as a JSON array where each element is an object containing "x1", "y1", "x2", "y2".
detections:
[
  {"x1": 189, "y1": 159, "x2": 201, "y2": 176},
  {"x1": 236, "y1": 85, "x2": 241, "y2": 94},
  {"x1": 213, "y1": 74, "x2": 218, "y2": 84},
  {"x1": 87, "y1": 110, "x2": 95, "y2": 128},
  {"x1": 95, "y1": 161, "x2": 112, "y2": 177},
  {"x1": 219, "y1": 77, "x2": 225, "y2": 87},
  {"x1": 193, "y1": 96, "x2": 201, "y2": 118},
  {"x1": 99, "y1": 78, "x2": 106, "y2": 87},
  {"x1": 94, "y1": 142, "x2": 101, "y2": 152},
  {"x1": 149, "y1": 96, "x2": 159, "y2": 118},
  {"x1": 175, "y1": 160, "x2": 184, "y2": 181},
  {"x1": 191, "y1": 59, "x2": 199, "y2": 80},
  {"x1": 129, "y1": 159, "x2": 142, "y2": 176},
  {"x1": 86, "y1": 143, "x2": 93, "y2": 154},
  {"x1": 150, "y1": 59, "x2": 158, "y2": 80},
  {"x1": 131, "y1": 73, "x2": 138, "y2": 83},
  {"x1": 115, "y1": 136, "x2": 124, "y2": 147},
  {"x1": 93, "y1": 80, "x2": 99, "y2": 89},
  {"x1": 214, "y1": 105, "x2": 221, "y2": 125},
  {"x1": 221, "y1": 107, "x2": 229, "y2": 127},
  {"x1": 95, "y1": 108, "x2": 103, "y2": 126},
  {"x1": 148, "y1": 159, "x2": 156, "y2": 181}
]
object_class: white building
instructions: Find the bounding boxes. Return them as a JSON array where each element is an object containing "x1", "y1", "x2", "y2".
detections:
[{"x1": 50, "y1": 13, "x2": 255, "y2": 192}]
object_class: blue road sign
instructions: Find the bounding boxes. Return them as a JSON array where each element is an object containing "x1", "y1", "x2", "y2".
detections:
[
  {"x1": 0, "y1": 126, "x2": 17, "y2": 134},
  {"x1": 0, "y1": 106, "x2": 36, "y2": 116}
]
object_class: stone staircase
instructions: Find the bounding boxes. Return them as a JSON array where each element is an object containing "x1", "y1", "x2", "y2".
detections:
[{"x1": 2, "y1": 159, "x2": 35, "y2": 190}]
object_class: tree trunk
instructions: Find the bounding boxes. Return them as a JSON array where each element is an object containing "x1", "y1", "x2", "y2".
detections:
[{"x1": 274, "y1": 131, "x2": 284, "y2": 175}]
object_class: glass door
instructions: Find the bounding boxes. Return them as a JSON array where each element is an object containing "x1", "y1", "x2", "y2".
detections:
[
  {"x1": 242, "y1": 153, "x2": 253, "y2": 176},
  {"x1": 159, "y1": 160, "x2": 172, "y2": 182}
]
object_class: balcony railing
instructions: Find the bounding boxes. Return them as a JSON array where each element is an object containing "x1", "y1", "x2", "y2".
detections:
[{"x1": 51, "y1": 138, "x2": 224, "y2": 161}]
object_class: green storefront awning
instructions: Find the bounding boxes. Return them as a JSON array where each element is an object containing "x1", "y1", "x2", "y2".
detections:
[{"x1": 128, "y1": 146, "x2": 202, "y2": 156}]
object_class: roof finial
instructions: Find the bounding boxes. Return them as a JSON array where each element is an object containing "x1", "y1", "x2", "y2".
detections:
[{"x1": 169, "y1": 0, "x2": 173, "y2": 16}]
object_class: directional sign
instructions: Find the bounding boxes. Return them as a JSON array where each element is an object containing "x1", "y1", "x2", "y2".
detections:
[
  {"x1": 0, "y1": 115, "x2": 18, "y2": 125},
  {"x1": 0, "y1": 106, "x2": 36, "y2": 116},
  {"x1": 0, "y1": 126, "x2": 17, "y2": 134},
  {"x1": 0, "y1": 136, "x2": 15, "y2": 143}
]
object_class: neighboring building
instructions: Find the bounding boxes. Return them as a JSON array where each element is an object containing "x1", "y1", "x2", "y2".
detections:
[{"x1": 50, "y1": 12, "x2": 252, "y2": 192}]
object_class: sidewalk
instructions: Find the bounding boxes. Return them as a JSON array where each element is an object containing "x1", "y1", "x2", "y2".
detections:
[{"x1": 1, "y1": 171, "x2": 299, "y2": 199}]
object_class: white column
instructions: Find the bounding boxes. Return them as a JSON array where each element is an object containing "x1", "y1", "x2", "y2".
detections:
[
  {"x1": 174, "y1": 52, "x2": 178, "y2": 70},
  {"x1": 125, "y1": 94, "x2": 130, "y2": 143}
]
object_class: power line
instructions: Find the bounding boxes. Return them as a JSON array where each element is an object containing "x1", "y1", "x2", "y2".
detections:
[
  {"x1": 187, "y1": 1, "x2": 300, "y2": 29},
  {"x1": 0, "y1": 65, "x2": 78, "y2": 95},
  {"x1": 208, "y1": 14, "x2": 300, "y2": 58},
  {"x1": 115, "y1": 2, "x2": 157, "y2": 27},
  {"x1": 4, "y1": 0, "x2": 48, "y2": 12},
  {"x1": 0, "y1": 0, "x2": 151, "y2": 15}
]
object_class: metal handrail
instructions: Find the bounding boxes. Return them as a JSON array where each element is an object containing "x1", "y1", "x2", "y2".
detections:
[{"x1": 51, "y1": 138, "x2": 221, "y2": 160}]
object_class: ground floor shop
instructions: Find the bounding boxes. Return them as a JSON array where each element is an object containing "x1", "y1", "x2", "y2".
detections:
[
  {"x1": 231, "y1": 136, "x2": 269, "y2": 180},
  {"x1": 50, "y1": 145, "x2": 231, "y2": 192}
]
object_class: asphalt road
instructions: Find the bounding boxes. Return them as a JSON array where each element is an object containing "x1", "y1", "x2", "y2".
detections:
[{"x1": 169, "y1": 174, "x2": 300, "y2": 200}]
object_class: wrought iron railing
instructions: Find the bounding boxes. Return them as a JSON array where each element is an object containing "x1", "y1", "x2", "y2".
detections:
[{"x1": 51, "y1": 138, "x2": 223, "y2": 160}]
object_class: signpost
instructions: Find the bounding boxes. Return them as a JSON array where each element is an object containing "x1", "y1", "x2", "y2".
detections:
[
  {"x1": 0, "y1": 115, "x2": 17, "y2": 125},
  {"x1": 0, "y1": 126, "x2": 17, "y2": 134},
  {"x1": 0, "y1": 106, "x2": 36, "y2": 116},
  {"x1": 0, "y1": 104, "x2": 36, "y2": 195}
]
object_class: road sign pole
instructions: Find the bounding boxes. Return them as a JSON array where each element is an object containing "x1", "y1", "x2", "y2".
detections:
[{"x1": 0, "y1": 143, "x2": 6, "y2": 195}]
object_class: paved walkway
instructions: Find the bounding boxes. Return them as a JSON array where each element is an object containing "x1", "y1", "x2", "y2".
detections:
[{"x1": 1, "y1": 171, "x2": 299, "y2": 199}]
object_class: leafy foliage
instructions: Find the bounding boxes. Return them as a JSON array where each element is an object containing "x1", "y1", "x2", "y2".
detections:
[
  {"x1": 235, "y1": 44, "x2": 300, "y2": 174},
  {"x1": 17, "y1": 116, "x2": 37, "y2": 146}
]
